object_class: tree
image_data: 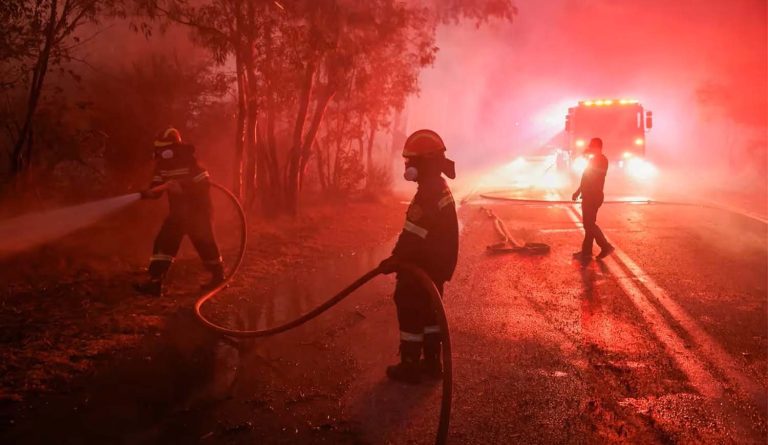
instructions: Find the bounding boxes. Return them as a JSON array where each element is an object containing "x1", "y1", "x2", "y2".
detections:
[
  {"x1": 139, "y1": 0, "x2": 516, "y2": 215},
  {"x1": 85, "y1": 52, "x2": 232, "y2": 188},
  {"x1": 0, "y1": 0, "x2": 117, "y2": 184}
]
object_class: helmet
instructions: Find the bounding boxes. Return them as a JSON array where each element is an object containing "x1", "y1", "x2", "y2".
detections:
[
  {"x1": 154, "y1": 127, "x2": 182, "y2": 147},
  {"x1": 403, "y1": 129, "x2": 446, "y2": 158},
  {"x1": 588, "y1": 137, "x2": 603, "y2": 149}
]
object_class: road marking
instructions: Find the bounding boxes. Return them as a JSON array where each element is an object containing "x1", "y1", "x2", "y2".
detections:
[
  {"x1": 694, "y1": 197, "x2": 768, "y2": 225},
  {"x1": 562, "y1": 204, "x2": 725, "y2": 399},
  {"x1": 565, "y1": 203, "x2": 766, "y2": 408},
  {"x1": 551, "y1": 187, "x2": 765, "y2": 409},
  {"x1": 611, "y1": 246, "x2": 766, "y2": 408}
]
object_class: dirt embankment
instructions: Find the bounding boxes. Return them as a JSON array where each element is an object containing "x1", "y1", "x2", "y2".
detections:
[{"x1": 0, "y1": 195, "x2": 405, "y2": 442}]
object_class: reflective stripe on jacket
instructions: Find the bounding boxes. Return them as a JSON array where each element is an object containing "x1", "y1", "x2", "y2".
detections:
[{"x1": 392, "y1": 176, "x2": 459, "y2": 282}]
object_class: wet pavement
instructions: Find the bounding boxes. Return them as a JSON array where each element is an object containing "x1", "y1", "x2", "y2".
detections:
[
  {"x1": 2, "y1": 181, "x2": 766, "y2": 444},
  {"x1": 339, "y1": 183, "x2": 766, "y2": 443},
  {"x1": 432, "y1": 194, "x2": 766, "y2": 443}
]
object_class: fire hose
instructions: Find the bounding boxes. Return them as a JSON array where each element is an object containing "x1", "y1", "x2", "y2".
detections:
[
  {"x1": 196, "y1": 182, "x2": 452, "y2": 445},
  {"x1": 481, "y1": 207, "x2": 551, "y2": 255},
  {"x1": 478, "y1": 192, "x2": 768, "y2": 225}
]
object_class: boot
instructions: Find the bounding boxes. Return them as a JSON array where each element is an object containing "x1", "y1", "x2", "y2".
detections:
[
  {"x1": 201, "y1": 262, "x2": 225, "y2": 291},
  {"x1": 133, "y1": 278, "x2": 164, "y2": 297},
  {"x1": 421, "y1": 333, "x2": 443, "y2": 380},
  {"x1": 572, "y1": 251, "x2": 592, "y2": 263},
  {"x1": 596, "y1": 244, "x2": 615, "y2": 260},
  {"x1": 386, "y1": 341, "x2": 422, "y2": 384}
]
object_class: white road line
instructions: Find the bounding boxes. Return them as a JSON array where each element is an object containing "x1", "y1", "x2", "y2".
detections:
[
  {"x1": 568, "y1": 202, "x2": 765, "y2": 409},
  {"x1": 552, "y1": 186, "x2": 765, "y2": 408},
  {"x1": 563, "y1": 205, "x2": 727, "y2": 399},
  {"x1": 700, "y1": 198, "x2": 768, "y2": 225},
  {"x1": 612, "y1": 247, "x2": 766, "y2": 407}
]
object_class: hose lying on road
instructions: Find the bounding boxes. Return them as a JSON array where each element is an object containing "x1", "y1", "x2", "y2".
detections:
[
  {"x1": 481, "y1": 207, "x2": 550, "y2": 255},
  {"x1": 197, "y1": 182, "x2": 452, "y2": 445},
  {"x1": 478, "y1": 193, "x2": 768, "y2": 225}
]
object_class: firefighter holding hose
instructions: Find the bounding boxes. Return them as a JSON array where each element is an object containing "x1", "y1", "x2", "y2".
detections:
[
  {"x1": 134, "y1": 127, "x2": 224, "y2": 297},
  {"x1": 379, "y1": 129, "x2": 459, "y2": 384}
]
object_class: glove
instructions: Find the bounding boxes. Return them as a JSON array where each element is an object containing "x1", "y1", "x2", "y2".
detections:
[
  {"x1": 378, "y1": 256, "x2": 400, "y2": 275},
  {"x1": 571, "y1": 191, "x2": 580, "y2": 201},
  {"x1": 140, "y1": 189, "x2": 163, "y2": 200}
]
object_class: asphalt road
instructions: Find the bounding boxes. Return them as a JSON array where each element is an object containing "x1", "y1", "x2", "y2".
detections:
[
  {"x1": 336, "y1": 184, "x2": 767, "y2": 444},
  {"x1": 3, "y1": 181, "x2": 765, "y2": 444}
]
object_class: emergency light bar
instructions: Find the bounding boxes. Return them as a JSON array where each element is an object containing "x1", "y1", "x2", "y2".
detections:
[{"x1": 579, "y1": 99, "x2": 638, "y2": 107}]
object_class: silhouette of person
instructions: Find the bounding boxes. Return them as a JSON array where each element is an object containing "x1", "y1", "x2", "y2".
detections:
[{"x1": 572, "y1": 137, "x2": 614, "y2": 262}]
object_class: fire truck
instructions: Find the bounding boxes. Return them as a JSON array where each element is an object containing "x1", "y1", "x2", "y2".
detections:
[{"x1": 561, "y1": 99, "x2": 655, "y2": 180}]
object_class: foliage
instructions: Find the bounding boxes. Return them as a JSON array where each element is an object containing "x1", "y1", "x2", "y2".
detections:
[
  {"x1": 0, "y1": 0, "x2": 516, "y2": 208},
  {"x1": 0, "y1": 0, "x2": 124, "y2": 187},
  {"x1": 85, "y1": 52, "x2": 232, "y2": 188}
]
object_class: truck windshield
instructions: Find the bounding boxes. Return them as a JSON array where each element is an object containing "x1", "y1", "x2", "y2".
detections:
[{"x1": 574, "y1": 107, "x2": 642, "y2": 156}]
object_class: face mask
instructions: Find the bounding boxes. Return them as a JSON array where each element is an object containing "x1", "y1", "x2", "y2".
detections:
[{"x1": 404, "y1": 166, "x2": 418, "y2": 182}]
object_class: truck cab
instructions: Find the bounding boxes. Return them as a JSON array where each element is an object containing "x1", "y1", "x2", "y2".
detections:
[{"x1": 563, "y1": 99, "x2": 655, "y2": 179}]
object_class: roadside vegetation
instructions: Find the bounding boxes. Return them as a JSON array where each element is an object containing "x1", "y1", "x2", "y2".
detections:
[{"x1": 0, "y1": 0, "x2": 516, "y2": 216}]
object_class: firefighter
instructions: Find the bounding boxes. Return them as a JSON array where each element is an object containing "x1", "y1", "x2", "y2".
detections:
[
  {"x1": 379, "y1": 129, "x2": 459, "y2": 384},
  {"x1": 571, "y1": 137, "x2": 615, "y2": 262},
  {"x1": 134, "y1": 127, "x2": 224, "y2": 297}
]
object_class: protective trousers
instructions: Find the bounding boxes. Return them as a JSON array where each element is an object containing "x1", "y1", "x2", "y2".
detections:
[
  {"x1": 393, "y1": 273, "x2": 445, "y2": 345},
  {"x1": 149, "y1": 192, "x2": 222, "y2": 279},
  {"x1": 581, "y1": 196, "x2": 610, "y2": 254}
]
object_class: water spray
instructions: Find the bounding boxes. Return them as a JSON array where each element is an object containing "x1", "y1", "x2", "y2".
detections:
[
  {"x1": 0, "y1": 193, "x2": 141, "y2": 258},
  {"x1": 0, "y1": 182, "x2": 453, "y2": 445}
]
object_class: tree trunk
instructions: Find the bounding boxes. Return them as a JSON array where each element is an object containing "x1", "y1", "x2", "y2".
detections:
[
  {"x1": 243, "y1": 53, "x2": 259, "y2": 208},
  {"x1": 298, "y1": 86, "x2": 335, "y2": 190},
  {"x1": 315, "y1": 140, "x2": 327, "y2": 191},
  {"x1": 365, "y1": 118, "x2": 377, "y2": 188},
  {"x1": 390, "y1": 106, "x2": 408, "y2": 160},
  {"x1": 332, "y1": 116, "x2": 344, "y2": 191},
  {"x1": 285, "y1": 60, "x2": 316, "y2": 215},
  {"x1": 357, "y1": 113, "x2": 365, "y2": 162},
  {"x1": 243, "y1": 98, "x2": 258, "y2": 208},
  {"x1": 255, "y1": 120, "x2": 272, "y2": 215},
  {"x1": 11, "y1": 0, "x2": 58, "y2": 178},
  {"x1": 260, "y1": 21, "x2": 282, "y2": 217},
  {"x1": 232, "y1": 60, "x2": 247, "y2": 198}
]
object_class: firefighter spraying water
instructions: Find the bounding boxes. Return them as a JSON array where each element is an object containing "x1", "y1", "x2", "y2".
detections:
[
  {"x1": 134, "y1": 127, "x2": 224, "y2": 297},
  {"x1": 0, "y1": 126, "x2": 457, "y2": 445}
]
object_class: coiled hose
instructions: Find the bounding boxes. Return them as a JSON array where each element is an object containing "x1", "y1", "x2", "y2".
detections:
[{"x1": 198, "y1": 182, "x2": 452, "y2": 445}]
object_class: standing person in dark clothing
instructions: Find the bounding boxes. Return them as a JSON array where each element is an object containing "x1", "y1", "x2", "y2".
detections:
[
  {"x1": 572, "y1": 137, "x2": 615, "y2": 262},
  {"x1": 379, "y1": 129, "x2": 459, "y2": 384},
  {"x1": 134, "y1": 127, "x2": 224, "y2": 297}
]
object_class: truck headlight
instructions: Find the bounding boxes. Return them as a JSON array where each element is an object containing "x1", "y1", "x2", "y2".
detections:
[
  {"x1": 625, "y1": 158, "x2": 657, "y2": 180},
  {"x1": 571, "y1": 157, "x2": 588, "y2": 174}
]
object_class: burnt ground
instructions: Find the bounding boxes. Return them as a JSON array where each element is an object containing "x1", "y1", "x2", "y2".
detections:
[{"x1": 0, "y1": 183, "x2": 767, "y2": 445}]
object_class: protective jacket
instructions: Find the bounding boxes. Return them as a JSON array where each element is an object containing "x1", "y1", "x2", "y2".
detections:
[
  {"x1": 392, "y1": 175, "x2": 459, "y2": 283},
  {"x1": 150, "y1": 143, "x2": 210, "y2": 190},
  {"x1": 580, "y1": 153, "x2": 608, "y2": 200},
  {"x1": 146, "y1": 142, "x2": 221, "y2": 280}
]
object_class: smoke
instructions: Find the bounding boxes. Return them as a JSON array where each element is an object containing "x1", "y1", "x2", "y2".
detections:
[
  {"x1": 407, "y1": 0, "x2": 767, "y2": 198},
  {"x1": 0, "y1": 194, "x2": 140, "y2": 258}
]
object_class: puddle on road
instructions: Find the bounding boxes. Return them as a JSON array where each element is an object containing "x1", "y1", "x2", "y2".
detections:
[
  {"x1": 237, "y1": 244, "x2": 394, "y2": 331},
  {"x1": 200, "y1": 242, "x2": 397, "y2": 404}
]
